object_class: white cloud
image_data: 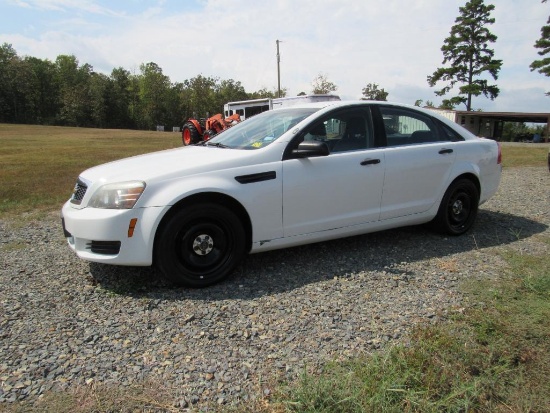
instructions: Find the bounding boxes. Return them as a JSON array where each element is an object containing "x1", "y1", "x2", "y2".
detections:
[{"x1": 6, "y1": 0, "x2": 124, "y2": 15}]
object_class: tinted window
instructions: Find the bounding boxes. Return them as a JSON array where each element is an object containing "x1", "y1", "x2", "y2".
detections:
[
  {"x1": 302, "y1": 108, "x2": 373, "y2": 153},
  {"x1": 380, "y1": 107, "x2": 441, "y2": 146},
  {"x1": 440, "y1": 122, "x2": 465, "y2": 142}
]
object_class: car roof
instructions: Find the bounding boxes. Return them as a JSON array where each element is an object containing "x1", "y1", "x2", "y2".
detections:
[{"x1": 278, "y1": 100, "x2": 422, "y2": 110}]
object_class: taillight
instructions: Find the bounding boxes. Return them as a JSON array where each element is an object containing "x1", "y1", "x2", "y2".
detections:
[{"x1": 497, "y1": 142, "x2": 502, "y2": 165}]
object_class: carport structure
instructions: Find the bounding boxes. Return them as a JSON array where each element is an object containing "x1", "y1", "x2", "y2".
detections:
[{"x1": 429, "y1": 109, "x2": 550, "y2": 142}]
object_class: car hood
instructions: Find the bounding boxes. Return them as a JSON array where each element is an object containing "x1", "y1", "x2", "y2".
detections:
[{"x1": 80, "y1": 146, "x2": 264, "y2": 185}]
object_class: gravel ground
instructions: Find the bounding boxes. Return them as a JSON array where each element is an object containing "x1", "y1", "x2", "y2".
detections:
[{"x1": 1, "y1": 166, "x2": 548, "y2": 410}]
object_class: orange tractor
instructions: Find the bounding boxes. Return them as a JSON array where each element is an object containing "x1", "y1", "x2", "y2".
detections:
[{"x1": 181, "y1": 113, "x2": 241, "y2": 146}]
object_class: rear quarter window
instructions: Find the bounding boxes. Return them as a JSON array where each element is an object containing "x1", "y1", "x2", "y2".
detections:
[
  {"x1": 439, "y1": 122, "x2": 465, "y2": 142},
  {"x1": 380, "y1": 106, "x2": 462, "y2": 146}
]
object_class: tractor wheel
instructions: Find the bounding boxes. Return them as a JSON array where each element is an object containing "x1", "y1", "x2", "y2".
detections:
[
  {"x1": 182, "y1": 122, "x2": 200, "y2": 146},
  {"x1": 202, "y1": 129, "x2": 216, "y2": 141}
]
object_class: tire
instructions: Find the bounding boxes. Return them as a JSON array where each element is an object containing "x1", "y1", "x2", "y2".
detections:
[
  {"x1": 155, "y1": 204, "x2": 246, "y2": 287},
  {"x1": 182, "y1": 122, "x2": 200, "y2": 146},
  {"x1": 202, "y1": 129, "x2": 215, "y2": 141},
  {"x1": 431, "y1": 179, "x2": 479, "y2": 236}
]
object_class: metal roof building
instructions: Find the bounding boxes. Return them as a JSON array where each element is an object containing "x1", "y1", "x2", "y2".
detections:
[{"x1": 428, "y1": 109, "x2": 550, "y2": 142}]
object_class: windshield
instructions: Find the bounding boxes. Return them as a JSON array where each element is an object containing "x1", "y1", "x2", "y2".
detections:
[{"x1": 205, "y1": 108, "x2": 319, "y2": 149}]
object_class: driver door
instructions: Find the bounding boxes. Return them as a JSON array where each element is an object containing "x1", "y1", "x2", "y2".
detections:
[{"x1": 281, "y1": 107, "x2": 385, "y2": 237}]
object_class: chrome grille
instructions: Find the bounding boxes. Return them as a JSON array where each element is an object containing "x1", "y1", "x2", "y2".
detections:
[{"x1": 70, "y1": 180, "x2": 87, "y2": 205}]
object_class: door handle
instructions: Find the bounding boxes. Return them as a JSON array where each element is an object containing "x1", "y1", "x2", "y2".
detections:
[
  {"x1": 439, "y1": 148, "x2": 453, "y2": 154},
  {"x1": 360, "y1": 158, "x2": 381, "y2": 165}
]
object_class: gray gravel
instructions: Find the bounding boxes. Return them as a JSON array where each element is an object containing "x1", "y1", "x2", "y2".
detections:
[{"x1": 1, "y1": 166, "x2": 549, "y2": 410}]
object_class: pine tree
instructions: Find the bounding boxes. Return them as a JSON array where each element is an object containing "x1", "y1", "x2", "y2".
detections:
[
  {"x1": 530, "y1": 10, "x2": 550, "y2": 95},
  {"x1": 427, "y1": 0, "x2": 502, "y2": 111}
]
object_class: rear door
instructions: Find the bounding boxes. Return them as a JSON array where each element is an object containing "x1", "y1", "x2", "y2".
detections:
[{"x1": 375, "y1": 106, "x2": 458, "y2": 221}]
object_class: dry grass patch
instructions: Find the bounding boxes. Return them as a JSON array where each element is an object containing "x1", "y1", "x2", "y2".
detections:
[
  {"x1": 500, "y1": 143, "x2": 548, "y2": 168},
  {"x1": 0, "y1": 124, "x2": 181, "y2": 218}
]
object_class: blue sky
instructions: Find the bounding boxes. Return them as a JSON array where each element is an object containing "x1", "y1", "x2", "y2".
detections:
[{"x1": 1, "y1": 0, "x2": 549, "y2": 113}]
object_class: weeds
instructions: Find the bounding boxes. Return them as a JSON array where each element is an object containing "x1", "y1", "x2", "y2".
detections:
[
  {"x1": 272, "y1": 249, "x2": 550, "y2": 412},
  {"x1": 5, "y1": 380, "x2": 180, "y2": 413},
  {"x1": 0, "y1": 240, "x2": 27, "y2": 253},
  {"x1": 507, "y1": 227, "x2": 523, "y2": 241}
]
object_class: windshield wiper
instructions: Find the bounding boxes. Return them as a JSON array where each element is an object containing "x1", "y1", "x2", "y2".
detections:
[{"x1": 205, "y1": 142, "x2": 230, "y2": 148}]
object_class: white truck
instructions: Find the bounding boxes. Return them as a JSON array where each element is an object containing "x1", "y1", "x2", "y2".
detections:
[{"x1": 223, "y1": 94, "x2": 341, "y2": 120}]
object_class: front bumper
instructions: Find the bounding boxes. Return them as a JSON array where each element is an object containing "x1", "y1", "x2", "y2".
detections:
[{"x1": 61, "y1": 201, "x2": 165, "y2": 266}]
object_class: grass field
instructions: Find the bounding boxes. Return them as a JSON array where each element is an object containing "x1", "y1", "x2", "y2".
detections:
[
  {"x1": 1, "y1": 124, "x2": 549, "y2": 412},
  {"x1": 0, "y1": 124, "x2": 181, "y2": 218},
  {"x1": 500, "y1": 143, "x2": 550, "y2": 168}
]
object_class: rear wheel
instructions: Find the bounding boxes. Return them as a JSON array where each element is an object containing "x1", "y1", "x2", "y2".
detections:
[
  {"x1": 431, "y1": 179, "x2": 479, "y2": 235},
  {"x1": 182, "y1": 122, "x2": 200, "y2": 146},
  {"x1": 155, "y1": 204, "x2": 246, "y2": 287}
]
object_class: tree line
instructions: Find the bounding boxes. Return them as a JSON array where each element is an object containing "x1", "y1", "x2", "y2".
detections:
[
  {"x1": 0, "y1": 43, "x2": 386, "y2": 130},
  {"x1": 0, "y1": 44, "x2": 287, "y2": 130}
]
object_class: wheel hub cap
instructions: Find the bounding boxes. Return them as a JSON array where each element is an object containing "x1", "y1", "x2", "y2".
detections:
[
  {"x1": 452, "y1": 199, "x2": 463, "y2": 215},
  {"x1": 193, "y1": 234, "x2": 214, "y2": 255}
]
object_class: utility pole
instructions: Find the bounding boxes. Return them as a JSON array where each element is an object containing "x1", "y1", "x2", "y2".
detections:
[{"x1": 276, "y1": 39, "x2": 282, "y2": 98}]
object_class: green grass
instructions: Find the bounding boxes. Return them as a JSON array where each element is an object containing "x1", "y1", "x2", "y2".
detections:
[{"x1": 1, "y1": 124, "x2": 549, "y2": 412}]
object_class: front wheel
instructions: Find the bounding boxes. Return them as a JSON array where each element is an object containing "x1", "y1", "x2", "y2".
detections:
[
  {"x1": 155, "y1": 204, "x2": 246, "y2": 287},
  {"x1": 431, "y1": 179, "x2": 479, "y2": 235}
]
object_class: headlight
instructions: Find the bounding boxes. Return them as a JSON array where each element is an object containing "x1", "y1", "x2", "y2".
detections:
[{"x1": 88, "y1": 181, "x2": 146, "y2": 209}]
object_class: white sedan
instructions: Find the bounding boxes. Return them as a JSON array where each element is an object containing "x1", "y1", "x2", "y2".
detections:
[{"x1": 62, "y1": 101, "x2": 502, "y2": 287}]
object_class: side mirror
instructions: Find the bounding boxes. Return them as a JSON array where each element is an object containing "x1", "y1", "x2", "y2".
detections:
[{"x1": 291, "y1": 141, "x2": 330, "y2": 158}]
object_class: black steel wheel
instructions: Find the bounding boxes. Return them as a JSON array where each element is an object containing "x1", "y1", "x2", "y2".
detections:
[
  {"x1": 432, "y1": 179, "x2": 479, "y2": 236},
  {"x1": 155, "y1": 204, "x2": 246, "y2": 287}
]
